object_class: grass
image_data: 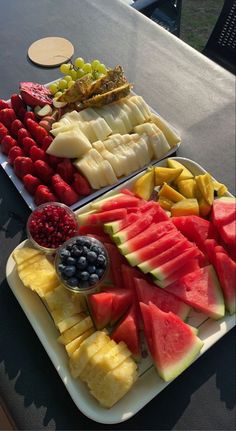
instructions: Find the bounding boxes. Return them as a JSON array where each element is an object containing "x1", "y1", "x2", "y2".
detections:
[{"x1": 180, "y1": 0, "x2": 224, "y2": 51}]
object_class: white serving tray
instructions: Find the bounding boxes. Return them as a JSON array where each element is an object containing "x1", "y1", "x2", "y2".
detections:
[
  {"x1": 6, "y1": 157, "x2": 235, "y2": 424},
  {"x1": 0, "y1": 87, "x2": 180, "y2": 211}
]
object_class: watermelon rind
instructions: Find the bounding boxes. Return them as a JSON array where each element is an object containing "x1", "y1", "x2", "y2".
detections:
[
  {"x1": 77, "y1": 210, "x2": 96, "y2": 226},
  {"x1": 150, "y1": 247, "x2": 199, "y2": 280}
]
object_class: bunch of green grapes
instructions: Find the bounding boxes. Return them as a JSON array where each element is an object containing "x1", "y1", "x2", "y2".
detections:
[{"x1": 49, "y1": 58, "x2": 108, "y2": 97}]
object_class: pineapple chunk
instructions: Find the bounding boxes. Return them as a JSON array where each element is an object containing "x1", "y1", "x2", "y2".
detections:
[
  {"x1": 44, "y1": 284, "x2": 85, "y2": 321},
  {"x1": 13, "y1": 247, "x2": 42, "y2": 265},
  {"x1": 90, "y1": 357, "x2": 138, "y2": 408},
  {"x1": 65, "y1": 328, "x2": 95, "y2": 357},
  {"x1": 58, "y1": 315, "x2": 93, "y2": 345},
  {"x1": 167, "y1": 159, "x2": 194, "y2": 184},
  {"x1": 132, "y1": 168, "x2": 155, "y2": 200},
  {"x1": 79, "y1": 339, "x2": 117, "y2": 382},
  {"x1": 17, "y1": 253, "x2": 46, "y2": 271},
  {"x1": 159, "y1": 182, "x2": 186, "y2": 203},
  {"x1": 69, "y1": 331, "x2": 110, "y2": 378},
  {"x1": 195, "y1": 173, "x2": 214, "y2": 205},
  {"x1": 170, "y1": 198, "x2": 199, "y2": 217},
  {"x1": 57, "y1": 313, "x2": 87, "y2": 334},
  {"x1": 155, "y1": 167, "x2": 183, "y2": 186}
]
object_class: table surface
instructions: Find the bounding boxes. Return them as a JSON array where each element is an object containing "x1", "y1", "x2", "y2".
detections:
[{"x1": 0, "y1": 0, "x2": 235, "y2": 429}]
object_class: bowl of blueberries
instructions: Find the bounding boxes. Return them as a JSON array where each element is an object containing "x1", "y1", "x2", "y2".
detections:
[{"x1": 55, "y1": 235, "x2": 109, "y2": 294}]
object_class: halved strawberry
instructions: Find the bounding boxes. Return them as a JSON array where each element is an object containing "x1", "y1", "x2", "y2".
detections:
[
  {"x1": 0, "y1": 99, "x2": 10, "y2": 110},
  {"x1": 51, "y1": 174, "x2": 79, "y2": 206},
  {"x1": 14, "y1": 156, "x2": 34, "y2": 179},
  {"x1": 34, "y1": 160, "x2": 54, "y2": 184},
  {"x1": 0, "y1": 122, "x2": 8, "y2": 142},
  {"x1": 56, "y1": 159, "x2": 76, "y2": 184},
  {"x1": 0, "y1": 108, "x2": 16, "y2": 129},
  {"x1": 72, "y1": 172, "x2": 92, "y2": 196},
  {"x1": 11, "y1": 119, "x2": 24, "y2": 138},
  {"x1": 1, "y1": 135, "x2": 17, "y2": 155},
  {"x1": 8, "y1": 146, "x2": 24, "y2": 165},
  {"x1": 11, "y1": 94, "x2": 27, "y2": 115},
  {"x1": 17, "y1": 128, "x2": 31, "y2": 146},
  {"x1": 23, "y1": 174, "x2": 42, "y2": 195},
  {"x1": 34, "y1": 185, "x2": 57, "y2": 206},
  {"x1": 29, "y1": 145, "x2": 46, "y2": 162},
  {"x1": 22, "y1": 137, "x2": 37, "y2": 155}
]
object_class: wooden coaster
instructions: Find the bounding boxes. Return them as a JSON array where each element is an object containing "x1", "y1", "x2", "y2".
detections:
[{"x1": 28, "y1": 37, "x2": 74, "y2": 67}]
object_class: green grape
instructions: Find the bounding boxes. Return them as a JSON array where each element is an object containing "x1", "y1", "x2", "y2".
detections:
[
  {"x1": 83, "y1": 62, "x2": 92, "y2": 73},
  {"x1": 91, "y1": 59, "x2": 101, "y2": 71},
  {"x1": 96, "y1": 63, "x2": 107, "y2": 74},
  {"x1": 74, "y1": 57, "x2": 84, "y2": 68},
  {"x1": 54, "y1": 91, "x2": 63, "y2": 98},
  {"x1": 76, "y1": 68, "x2": 85, "y2": 79},
  {"x1": 69, "y1": 69, "x2": 77, "y2": 80},
  {"x1": 68, "y1": 80, "x2": 75, "y2": 88},
  {"x1": 49, "y1": 83, "x2": 58, "y2": 95},
  {"x1": 64, "y1": 75, "x2": 72, "y2": 83},
  {"x1": 60, "y1": 63, "x2": 71, "y2": 74},
  {"x1": 93, "y1": 71, "x2": 103, "y2": 80},
  {"x1": 58, "y1": 79, "x2": 68, "y2": 90}
]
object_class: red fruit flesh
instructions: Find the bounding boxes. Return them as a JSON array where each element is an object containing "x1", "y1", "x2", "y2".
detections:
[
  {"x1": 20, "y1": 82, "x2": 53, "y2": 107},
  {"x1": 11, "y1": 94, "x2": 26, "y2": 114},
  {"x1": 0, "y1": 99, "x2": 10, "y2": 110}
]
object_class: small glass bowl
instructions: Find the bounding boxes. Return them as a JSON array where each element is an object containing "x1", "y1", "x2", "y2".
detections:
[
  {"x1": 27, "y1": 202, "x2": 79, "y2": 254},
  {"x1": 55, "y1": 235, "x2": 109, "y2": 295}
]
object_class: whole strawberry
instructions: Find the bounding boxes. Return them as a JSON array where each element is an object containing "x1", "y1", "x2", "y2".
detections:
[
  {"x1": 1, "y1": 135, "x2": 17, "y2": 155},
  {"x1": 0, "y1": 122, "x2": 9, "y2": 143},
  {"x1": 72, "y1": 172, "x2": 92, "y2": 196},
  {"x1": 24, "y1": 111, "x2": 36, "y2": 124},
  {"x1": 11, "y1": 119, "x2": 24, "y2": 138},
  {"x1": 34, "y1": 185, "x2": 57, "y2": 206},
  {"x1": 34, "y1": 125, "x2": 49, "y2": 146},
  {"x1": 56, "y1": 159, "x2": 76, "y2": 184},
  {"x1": 51, "y1": 174, "x2": 79, "y2": 206},
  {"x1": 0, "y1": 99, "x2": 10, "y2": 110},
  {"x1": 14, "y1": 156, "x2": 34, "y2": 179},
  {"x1": 46, "y1": 154, "x2": 62, "y2": 168},
  {"x1": 34, "y1": 159, "x2": 54, "y2": 184},
  {"x1": 17, "y1": 128, "x2": 31, "y2": 146},
  {"x1": 0, "y1": 108, "x2": 16, "y2": 129},
  {"x1": 22, "y1": 137, "x2": 37, "y2": 155},
  {"x1": 8, "y1": 146, "x2": 24, "y2": 165},
  {"x1": 11, "y1": 94, "x2": 27, "y2": 115},
  {"x1": 41, "y1": 135, "x2": 53, "y2": 151},
  {"x1": 23, "y1": 174, "x2": 42, "y2": 195},
  {"x1": 29, "y1": 145, "x2": 46, "y2": 162}
]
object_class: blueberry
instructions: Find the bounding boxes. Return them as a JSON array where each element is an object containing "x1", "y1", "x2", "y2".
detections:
[
  {"x1": 87, "y1": 265, "x2": 96, "y2": 274},
  {"x1": 80, "y1": 271, "x2": 90, "y2": 281},
  {"x1": 97, "y1": 254, "x2": 106, "y2": 267},
  {"x1": 67, "y1": 256, "x2": 77, "y2": 265},
  {"x1": 75, "y1": 237, "x2": 86, "y2": 246},
  {"x1": 77, "y1": 256, "x2": 87, "y2": 269},
  {"x1": 87, "y1": 251, "x2": 97, "y2": 263},
  {"x1": 63, "y1": 265, "x2": 76, "y2": 277},
  {"x1": 67, "y1": 277, "x2": 79, "y2": 287},
  {"x1": 71, "y1": 245, "x2": 83, "y2": 257},
  {"x1": 58, "y1": 263, "x2": 66, "y2": 273},
  {"x1": 82, "y1": 246, "x2": 89, "y2": 256},
  {"x1": 90, "y1": 245, "x2": 99, "y2": 254},
  {"x1": 66, "y1": 242, "x2": 76, "y2": 251},
  {"x1": 60, "y1": 249, "x2": 70, "y2": 261},
  {"x1": 97, "y1": 247, "x2": 106, "y2": 256},
  {"x1": 83, "y1": 238, "x2": 92, "y2": 248},
  {"x1": 89, "y1": 273, "x2": 99, "y2": 285},
  {"x1": 96, "y1": 267, "x2": 105, "y2": 278}
]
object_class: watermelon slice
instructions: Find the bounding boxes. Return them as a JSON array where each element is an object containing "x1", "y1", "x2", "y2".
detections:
[
  {"x1": 141, "y1": 302, "x2": 203, "y2": 382},
  {"x1": 77, "y1": 208, "x2": 127, "y2": 225},
  {"x1": 165, "y1": 265, "x2": 225, "y2": 319},
  {"x1": 88, "y1": 292, "x2": 114, "y2": 329},
  {"x1": 139, "y1": 302, "x2": 154, "y2": 356},
  {"x1": 219, "y1": 220, "x2": 236, "y2": 246},
  {"x1": 78, "y1": 224, "x2": 107, "y2": 236},
  {"x1": 212, "y1": 197, "x2": 236, "y2": 227},
  {"x1": 138, "y1": 237, "x2": 191, "y2": 273},
  {"x1": 214, "y1": 252, "x2": 236, "y2": 314},
  {"x1": 135, "y1": 278, "x2": 191, "y2": 320},
  {"x1": 153, "y1": 258, "x2": 200, "y2": 288},
  {"x1": 120, "y1": 188, "x2": 136, "y2": 196},
  {"x1": 150, "y1": 246, "x2": 200, "y2": 280},
  {"x1": 118, "y1": 220, "x2": 176, "y2": 255},
  {"x1": 172, "y1": 215, "x2": 218, "y2": 252},
  {"x1": 104, "y1": 242, "x2": 126, "y2": 288},
  {"x1": 102, "y1": 286, "x2": 134, "y2": 325},
  {"x1": 104, "y1": 212, "x2": 139, "y2": 235},
  {"x1": 111, "y1": 304, "x2": 140, "y2": 358},
  {"x1": 91, "y1": 194, "x2": 140, "y2": 211}
]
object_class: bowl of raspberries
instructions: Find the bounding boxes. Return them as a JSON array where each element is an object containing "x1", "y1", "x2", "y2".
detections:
[
  {"x1": 27, "y1": 202, "x2": 79, "y2": 253},
  {"x1": 55, "y1": 236, "x2": 109, "y2": 294}
]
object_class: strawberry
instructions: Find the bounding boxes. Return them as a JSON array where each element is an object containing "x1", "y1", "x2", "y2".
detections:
[
  {"x1": 25, "y1": 118, "x2": 39, "y2": 138},
  {"x1": 11, "y1": 119, "x2": 24, "y2": 137},
  {"x1": 17, "y1": 107, "x2": 27, "y2": 122},
  {"x1": 29, "y1": 145, "x2": 46, "y2": 162},
  {"x1": 0, "y1": 108, "x2": 16, "y2": 129},
  {"x1": 8, "y1": 146, "x2": 24, "y2": 165},
  {"x1": 23, "y1": 174, "x2": 42, "y2": 195},
  {"x1": 41, "y1": 135, "x2": 53, "y2": 151},
  {"x1": 0, "y1": 122, "x2": 8, "y2": 142},
  {"x1": 46, "y1": 154, "x2": 62, "y2": 168},
  {"x1": 72, "y1": 172, "x2": 92, "y2": 196},
  {"x1": 56, "y1": 159, "x2": 76, "y2": 184},
  {"x1": 11, "y1": 94, "x2": 27, "y2": 114},
  {"x1": 34, "y1": 159, "x2": 54, "y2": 184},
  {"x1": 24, "y1": 111, "x2": 36, "y2": 124},
  {"x1": 51, "y1": 174, "x2": 79, "y2": 206},
  {"x1": 22, "y1": 137, "x2": 37, "y2": 155},
  {"x1": 34, "y1": 125, "x2": 49, "y2": 146},
  {"x1": 0, "y1": 99, "x2": 10, "y2": 110},
  {"x1": 1, "y1": 135, "x2": 17, "y2": 155},
  {"x1": 17, "y1": 128, "x2": 31, "y2": 146},
  {"x1": 34, "y1": 185, "x2": 57, "y2": 206},
  {"x1": 14, "y1": 156, "x2": 34, "y2": 179}
]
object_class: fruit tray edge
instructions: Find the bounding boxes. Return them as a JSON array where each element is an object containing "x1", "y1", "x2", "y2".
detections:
[{"x1": 5, "y1": 157, "x2": 235, "y2": 424}]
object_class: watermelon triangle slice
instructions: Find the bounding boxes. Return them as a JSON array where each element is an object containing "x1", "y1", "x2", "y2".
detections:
[
  {"x1": 145, "y1": 302, "x2": 204, "y2": 382},
  {"x1": 102, "y1": 286, "x2": 134, "y2": 325},
  {"x1": 219, "y1": 220, "x2": 236, "y2": 246},
  {"x1": 135, "y1": 277, "x2": 191, "y2": 321},
  {"x1": 212, "y1": 197, "x2": 236, "y2": 227},
  {"x1": 214, "y1": 252, "x2": 236, "y2": 315},
  {"x1": 111, "y1": 304, "x2": 140, "y2": 359},
  {"x1": 88, "y1": 292, "x2": 114, "y2": 329},
  {"x1": 165, "y1": 265, "x2": 225, "y2": 319}
]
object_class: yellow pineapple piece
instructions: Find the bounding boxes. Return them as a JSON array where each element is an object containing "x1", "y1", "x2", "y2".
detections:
[
  {"x1": 213, "y1": 180, "x2": 228, "y2": 197},
  {"x1": 170, "y1": 198, "x2": 199, "y2": 217},
  {"x1": 154, "y1": 167, "x2": 183, "y2": 186},
  {"x1": 57, "y1": 313, "x2": 87, "y2": 333},
  {"x1": 80, "y1": 339, "x2": 117, "y2": 382},
  {"x1": 167, "y1": 159, "x2": 194, "y2": 184},
  {"x1": 69, "y1": 331, "x2": 110, "y2": 378},
  {"x1": 132, "y1": 168, "x2": 155, "y2": 200},
  {"x1": 87, "y1": 341, "x2": 131, "y2": 392},
  {"x1": 158, "y1": 196, "x2": 174, "y2": 211},
  {"x1": 177, "y1": 178, "x2": 199, "y2": 199},
  {"x1": 65, "y1": 328, "x2": 95, "y2": 357},
  {"x1": 90, "y1": 357, "x2": 138, "y2": 408},
  {"x1": 195, "y1": 173, "x2": 214, "y2": 205},
  {"x1": 17, "y1": 253, "x2": 45, "y2": 271},
  {"x1": 13, "y1": 247, "x2": 42, "y2": 265},
  {"x1": 198, "y1": 196, "x2": 212, "y2": 217},
  {"x1": 58, "y1": 315, "x2": 93, "y2": 345},
  {"x1": 44, "y1": 285, "x2": 85, "y2": 323},
  {"x1": 158, "y1": 183, "x2": 186, "y2": 203}
]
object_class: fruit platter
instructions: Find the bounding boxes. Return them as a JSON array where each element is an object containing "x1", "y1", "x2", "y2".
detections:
[
  {"x1": 0, "y1": 58, "x2": 181, "y2": 211},
  {"x1": 6, "y1": 156, "x2": 235, "y2": 424}
]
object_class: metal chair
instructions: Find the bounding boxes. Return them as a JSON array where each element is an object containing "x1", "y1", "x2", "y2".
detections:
[
  {"x1": 203, "y1": 0, "x2": 236, "y2": 74},
  {"x1": 132, "y1": 0, "x2": 182, "y2": 37}
]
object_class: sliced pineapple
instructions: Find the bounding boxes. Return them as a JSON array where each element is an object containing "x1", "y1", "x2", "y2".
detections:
[
  {"x1": 44, "y1": 284, "x2": 85, "y2": 323},
  {"x1": 57, "y1": 313, "x2": 87, "y2": 334},
  {"x1": 79, "y1": 339, "x2": 117, "y2": 382},
  {"x1": 13, "y1": 247, "x2": 42, "y2": 266},
  {"x1": 17, "y1": 253, "x2": 46, "y2": 271},
  {"x1": 58, "y1": 315, "x2": 93, "y2": 345},
  {"x1": 65, "y1": 328, "x2": 95, "y2": 357}
]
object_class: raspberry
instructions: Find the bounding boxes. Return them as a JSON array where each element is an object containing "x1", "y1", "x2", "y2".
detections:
[
  {"x1": 22, "y1": 137, "x2": 37, "y2": 155},
  {"x1": 11, "y1": 119, "x2": 24, "y2": 137},
  {"x1": 0, "y1": 99, "x2": 10, "y2": 110},
  {"x1": 8, "y1": 146, "x2": 24, "y2": 165},
  {"x1": 29, "y1": 145, "x2": 46, "y2": 162},
  {"x1": 28, "y1": 203, "x2": 78, "y2": 248},
  {"x1": 0, "y1": 122, "x2": 8, "y2": 142},
  {"x1": 1, "y1": 135, "x2": 17, "y2": 155},
  {"x1": 34, "y1": 159, "x2": 54, "y2": 184},
  {"x1": 0, "y1": 108, "x2": 16, "y2": 129},
  {"x1": 14, "y1": 156, "x2": 34, "y2": 179},
  {"x1": 34, "y1": 185, "x2": 57, "y2": 206},
  {"x1": 17, "y1": 128, "x2": 31, "y2": 146},
  {"x1": 23, "y1": 174, "x2": 42, "y2": 195},
  {"x1": 56, "y1": 159, "x2": 76, "y2": 184},
  {"x1": 51, "y1": 174, "x2": 79, "y2": 206},
  {"x1": 72, "y1": 172, "x2": 92, "y2": 196}
]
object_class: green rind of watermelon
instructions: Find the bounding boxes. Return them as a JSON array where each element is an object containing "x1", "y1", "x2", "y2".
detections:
[
  {"x1": 90, "y1": 193, "x2": 126, "y2": 210},
  {"x1": 103, "y1": 212, "x2": 139, "y2": 235},
  {"x1": 212, "y1": 197, "x2": 236, "y2": 227},
  {"x1": 78, "y1": 208, "x2": 127, "y2": 226},
  {"x1": 111, "y1": 304, "x2": 140, "y2": 359},
  {"x1": 150, "y1": 246, "x2": 200, "y2": 280},
  {"x1": 153, "y1": 258, "x2": 200, "y2": 288},
  {"x1": 137, "y1": 237, "x2": 191, "y2": 273},
  {"x1": 214, "y1": 252, "x2": 236, "y2": 314},
  {"x1": 148, "y1": 302, "x2": 204, "y2": 382},
  {"x1": 112, "y1": 213, "x2": 154, "y2": 244},
  {"x1": 118, "y1": 221, "x2": 176, "y2": 255},
  {"x1": 166, "y1": 265, "x2": 225, "y2": 319},
  {"x1": 135, "y1": 277, "x2": 191, "y2": 321},
  {"x1": 91, "y1": 194, "x2": 140, "y2": 212}
]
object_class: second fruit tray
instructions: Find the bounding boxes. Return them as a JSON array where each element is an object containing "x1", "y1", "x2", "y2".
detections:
[{"x1": 6, "y1": 157, "x2": 235, "y2": 424}]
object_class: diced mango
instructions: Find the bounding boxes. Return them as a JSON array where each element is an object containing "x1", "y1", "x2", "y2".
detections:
[
  {"x1": 213, "y1": 180, "x2": 228, "y2": 197},
  {"x1": 170, "y1": 198, "x2": 199, "y2": 217},
  {"x1": 158, "y1": 183, "x2": 186, "y2": 203},
  {"x1": 158, "y1": 196, "x2": 174, "y2": 211},
  {"x1": 132, "y1": 168, "x2": 154, "y2": 200},
  {"x1": 154, "y1": 167, "x2": 183, "y2": 186},
  {"x1": 195, "y1": 173, "x2": 214, "y2": 205},
  {"x1": 167, "y1": 159, "x2": 194, "y2": 184},
  {"x1": 198, "y1": 196, "x2": 212, "y2": 217},
  {"x1": 177, "y1": 178, "x2": 199, "y2": 199}
]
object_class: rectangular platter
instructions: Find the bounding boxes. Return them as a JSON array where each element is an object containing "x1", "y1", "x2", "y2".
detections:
[
  {"x1": 0, "y1": 87, "x2": 181, "y2": 212},
  {"x1": 6, "y1": 157, "x2": 235, "y2": 424}
]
